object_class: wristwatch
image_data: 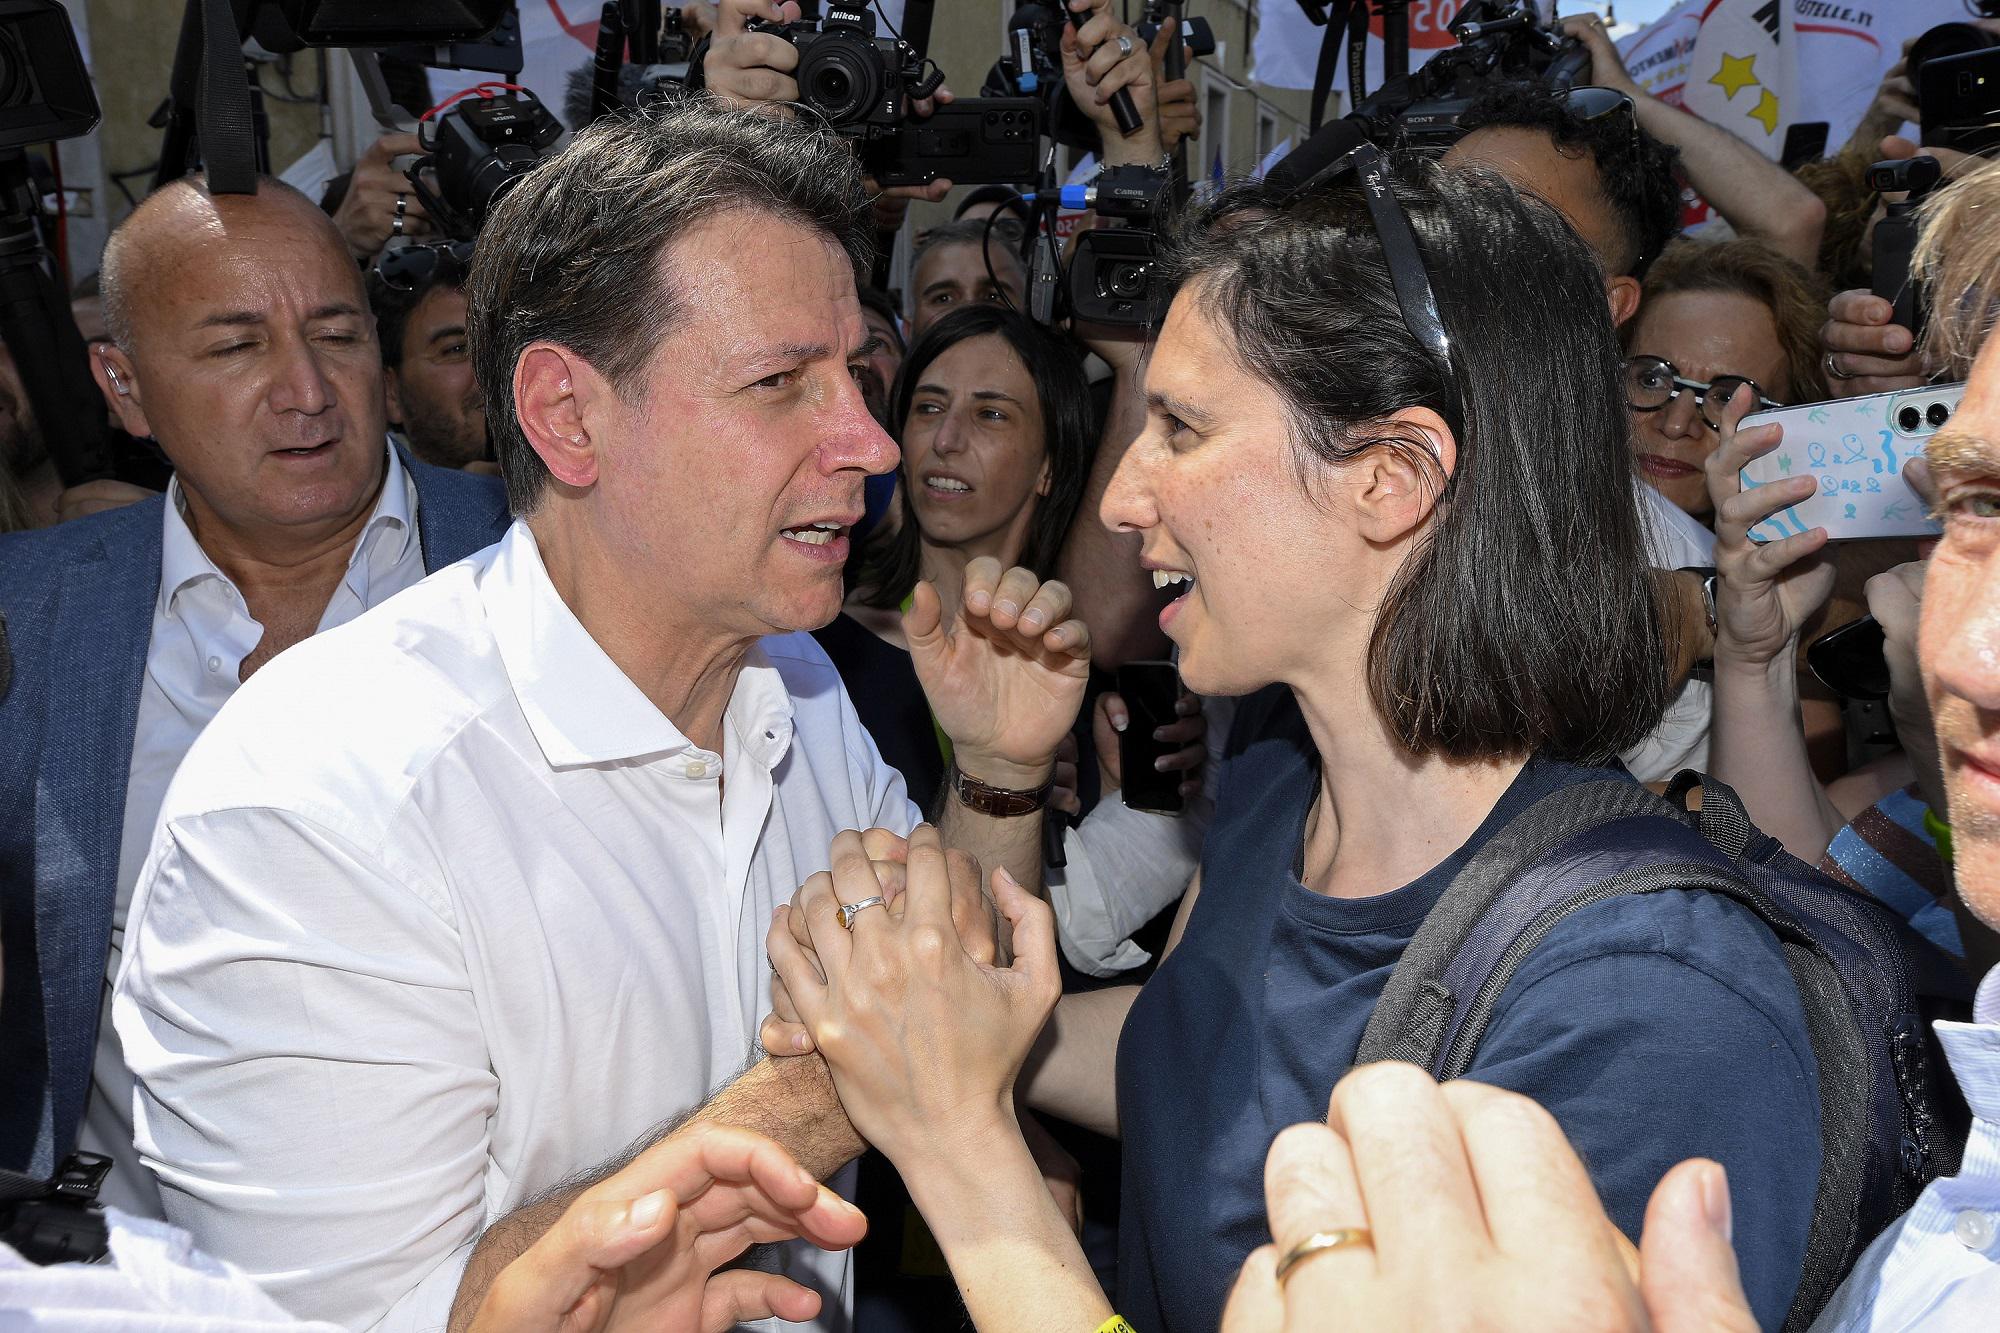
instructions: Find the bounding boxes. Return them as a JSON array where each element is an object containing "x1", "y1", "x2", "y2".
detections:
[
  {"x1": 947, "y1": 761, "x2": 1053, "y2": 817},
  {"x1": 1677, "y1": 565, "x2": 1719, "y2": 638}
]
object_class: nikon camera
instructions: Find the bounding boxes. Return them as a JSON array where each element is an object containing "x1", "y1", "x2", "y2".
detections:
[{"x1": 751, "y1": 6, "x2": 941, "y2": 140}]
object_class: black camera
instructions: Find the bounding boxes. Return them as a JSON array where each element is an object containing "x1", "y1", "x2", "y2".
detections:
[
  {"x1": 1347, "y1": 0, "x2": 1590, "y2": 151},
  {"x1": 1870, "y1": 155, "x2": 1945, "y2": 344},
  {"x1": 403, "y1": 85, "x2": 564, "y2": 241},
  {"x1": 753, "y1": 5, "x2": 940, "y2": 140},
  {"x1": 0, "y1": 0, "x2": 97, "y2": 149},
  {"x1": 1061, "y1": 164, "x2": 1171, "y2": 329}
]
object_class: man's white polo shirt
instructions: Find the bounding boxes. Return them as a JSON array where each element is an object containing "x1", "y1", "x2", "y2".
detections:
[{"x1": 113, "y1": 520, "x2": 918, "y2": 1332}]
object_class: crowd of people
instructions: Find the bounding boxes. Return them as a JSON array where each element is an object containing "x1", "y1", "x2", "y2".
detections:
[{"x1": 2, "y1": 3, "x2": 1998, "y2": 1331}]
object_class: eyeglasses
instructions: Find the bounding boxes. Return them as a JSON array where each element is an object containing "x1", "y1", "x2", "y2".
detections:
[
  {"x1": 1623, "y1": 355, "x2": 1780, "y2": 431},
  {"x1": 368, "y1": 240, "x2": 475, "y2": 296}
]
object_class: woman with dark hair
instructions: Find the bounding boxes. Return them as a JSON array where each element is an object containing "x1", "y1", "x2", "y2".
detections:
[
  {"x1": 769, "y1": 154, "x2": 1822, "y2": 1333},
  {"x1": 812, "y1": 304, "x2": 1098, "y2": 802}
]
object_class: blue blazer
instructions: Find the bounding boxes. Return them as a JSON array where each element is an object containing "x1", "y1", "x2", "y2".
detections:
[{"x1": 0, "y1": 454, "x2": 510, "y2": 1176}]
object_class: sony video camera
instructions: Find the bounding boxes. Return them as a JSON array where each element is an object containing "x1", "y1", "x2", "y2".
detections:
[
  {"x1": 750, "y1": 5, "x2": 941, "y2": 140},
  {"x1": 403, "y1": 84, "x2": 564, "y2": 241},
  {"x1": 1348, "y1": 0, "x2": 1590, "y2": 152}
]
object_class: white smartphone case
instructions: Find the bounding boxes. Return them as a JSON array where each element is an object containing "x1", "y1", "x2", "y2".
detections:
[{"x1": 1737, "y1": 384, "x2": 1962, "y2": 542}]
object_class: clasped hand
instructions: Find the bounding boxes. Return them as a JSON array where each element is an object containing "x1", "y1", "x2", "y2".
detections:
[{"x1": 764, "y1": 826, "x2": 1060, "y2": 1169}]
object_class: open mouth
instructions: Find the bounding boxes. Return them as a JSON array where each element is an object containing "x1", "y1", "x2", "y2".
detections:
[
  {"x1": 922, "y1": 474, "x2": 973, "y2": 498},
  {"x1": 1150, "y1": 569, "x2": 1194, "y2": 591},
  {"x1": 273, "y1": 440, "x2": 337, "y2": 459},
  {"x1": 781, "y1": 521, "x2": 849, "y2": 549}
]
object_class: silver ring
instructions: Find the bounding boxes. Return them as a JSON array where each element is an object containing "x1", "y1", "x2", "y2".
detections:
[
  {"x1": 391, "y1": 212, "x2": 404, "y2": 236},
  {"x1": 1115, "y1": 33, "x2": 1134, "y2": 56},
  {"x1": 1824, "y1": 349, "x2": 1854, "y2": 381},
  {"x1": 837, "y1": 896, "x2": 886, "y2": 930}
]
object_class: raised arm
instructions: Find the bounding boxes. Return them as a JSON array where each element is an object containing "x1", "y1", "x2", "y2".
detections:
[
  {"x1": 1563, "y1": 16, "x2": 1825, "y2": 268},
  {"x1": 1700, "y1": 387, "x2": 1844, "y2": 860}
]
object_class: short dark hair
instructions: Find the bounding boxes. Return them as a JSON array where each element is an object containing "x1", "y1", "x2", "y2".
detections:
[
  {"x1": 1455, "y1": 83, "x2": 1683, "y2": 278},
  {"x1": 1165, "y1": 156, "x2": 1671, "y2": 763},
  {"x1": 852, "y1": 306, "x2": 1096, "y2": 608},
  {"x1": 857, "y1": 284, "x2": 905, "y2": 352},
  {"x1": 465, "y1": 97, "x2": 875, "y2": 514},
  {"x1": 370, "y1": 262, "x2": 466, "y2": 370}
]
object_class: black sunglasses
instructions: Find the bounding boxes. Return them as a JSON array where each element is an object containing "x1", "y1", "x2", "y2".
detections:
[
  {"x1": 368, "y1": 240, "x2": 475, "y2": 296},
  {"x1": 1272, "y1": 137, "x2": 1456, "y2": 408},
  {"x1": 1558, "y1": 85, "x2": 1653, "y2": 269}
]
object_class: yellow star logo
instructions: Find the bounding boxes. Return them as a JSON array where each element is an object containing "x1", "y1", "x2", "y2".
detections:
[
  {"x1": 1748, "y1": 87, "x2": 1781, "y2": 136},
  {"x1": 1709, "y1": 52, "x2": 1759, "y2": 100}
]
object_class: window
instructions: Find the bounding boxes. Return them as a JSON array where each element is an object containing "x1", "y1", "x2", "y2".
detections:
[
  {"x1": 1200, "y1": 71, "x2": 1232, "y2": 183},
  {"x1": 1256, "y1": 106, "x2": 1281, "y2": 168}
]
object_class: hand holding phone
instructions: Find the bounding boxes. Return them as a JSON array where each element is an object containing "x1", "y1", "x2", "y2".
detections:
[{"x1": 1737, "y1": 384, "x2": 1957, "y2": 543}]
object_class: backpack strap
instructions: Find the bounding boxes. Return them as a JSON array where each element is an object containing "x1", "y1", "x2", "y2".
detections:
[{"x1": 1356, "y1": 777, "x2": 1723, "y2": 1073}]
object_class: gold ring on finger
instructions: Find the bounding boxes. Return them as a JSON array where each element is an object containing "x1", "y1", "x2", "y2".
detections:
[{"x1": 1274, "y1": 1228, "x2": 1373, "y2": 1285}]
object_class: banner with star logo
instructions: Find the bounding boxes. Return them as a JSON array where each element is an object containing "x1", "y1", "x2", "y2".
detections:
[
  {"x1": 1619, "y1": 0, "x2": 1964, "y2": 158},
  {"x1": 1680, "y1": 0, "x2": 1798, "y2": 151}
]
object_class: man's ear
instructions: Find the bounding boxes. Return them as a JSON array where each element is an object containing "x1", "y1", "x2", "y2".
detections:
[
  {"x1": 382, "y1": 365, "x2": 405, "y2": 427},
  {"x1": 1607, "y1": 274, "x2": 1643, "y2": 329},
  {"x1": 92, "y1": 344, "x2": 153, "y2": 440},
  {"x1": 1348, "y1": 407, "x2": 1457, "y2": 546},
  {"x1": 514, "y1": 343, "x2": 607, "y2": 492}
]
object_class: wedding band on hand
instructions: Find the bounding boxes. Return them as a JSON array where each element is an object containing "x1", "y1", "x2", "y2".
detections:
[
  {"x1": 837, "y1": 895, "x2": 886, "y2": 930},
  {"x1": 1115, "y1": 33, "x2": 1134, "y2": 56},
  {"x1": 1824, "y1": 349, "x2": 1854, "y2": 381},
  {"x1": 1274, "y1": 1228, "x2": 1373, "y2": 1285}
]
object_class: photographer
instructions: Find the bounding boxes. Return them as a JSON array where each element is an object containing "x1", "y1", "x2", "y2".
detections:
[
  {"x1": 323, "y1": 132, "x2": 437, "y2": 263},
  {"x1": 766, "y1": 156, "x2": 1821, "y2": 1333}
]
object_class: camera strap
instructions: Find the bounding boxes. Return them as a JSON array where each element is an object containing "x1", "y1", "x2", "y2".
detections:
[{"x1": 1308, "y1": 0, "x2": 1369, "y2": 133}]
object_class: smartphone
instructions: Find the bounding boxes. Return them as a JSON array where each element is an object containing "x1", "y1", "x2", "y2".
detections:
[
  {"x1": 1117, "y1": 660, "x2": 1185, "y2": 816},
  {"x1": 1808, "y1": 615, "x2": 1890, "y2": 702},
  {"x1": 863, "y1": 97, "x2": 1043, "y2": 188},
  {"x1": 1780, "y1": 120, "x2": 1829, "y2": 170},
  {"x1": 1738, "y1": 384, "x2": 1960, "y2": 543}
]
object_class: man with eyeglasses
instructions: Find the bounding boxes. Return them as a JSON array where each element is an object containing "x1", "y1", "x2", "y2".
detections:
[
  {"x1": 369, "y1": 241, "x2": 490, "y2": 471},
  {"x1": 0, "y1": 176, "x2": 509, "y2": 1217}
]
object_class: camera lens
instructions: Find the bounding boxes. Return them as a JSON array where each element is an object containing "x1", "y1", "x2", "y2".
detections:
[
  {"x1": 797, "y1": 37, "x2": 879, "y2": 127},
  {"x1": 1101, "y1": 261, "x2": 1149, "y2": 301},
  {"x1": 811, "y1": 65, "x2": 853, "y2": 108},
  {"x1": 1929, "y1": 401, "x2": 1953, "y2": 427},
  {"x1": 1898, "y1": 405, "x2": 1923, "y2": 432},
  {"x1": 0, "y1": 31, "x2": 30, "y2": 110}
]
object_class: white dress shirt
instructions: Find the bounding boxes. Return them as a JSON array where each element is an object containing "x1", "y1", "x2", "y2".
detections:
[
  {"x1": 83, "y1": 445, "x2": 424, "y2": 1220},
  {"x1": 1812, "y1": 965, "x2": 2000, "y2": 1332},
  {"x1": 113, "y1": 521, "x2": 916, "y2": 1332},
  {"x1": 1624, "y1": 480, "x2": 1716, "y2": 783}
]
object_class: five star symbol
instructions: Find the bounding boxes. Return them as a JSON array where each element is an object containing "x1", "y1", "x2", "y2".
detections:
[{"x1": 1709, "y1": 52, "x2": 1759, "y2": 100}]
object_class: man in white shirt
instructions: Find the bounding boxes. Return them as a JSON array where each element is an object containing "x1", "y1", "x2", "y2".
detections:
[
  {"x1": 0, "y1": 176, "x2": 508, "y2": 1213},
  {"x1": 112, "y1": 101, "x2": 1090, "y2": 1332}
]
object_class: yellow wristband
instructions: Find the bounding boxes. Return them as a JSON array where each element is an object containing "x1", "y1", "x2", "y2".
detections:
[{"x1": 1095, "y1": 1319, "x2": 1138, "y2": 1333}]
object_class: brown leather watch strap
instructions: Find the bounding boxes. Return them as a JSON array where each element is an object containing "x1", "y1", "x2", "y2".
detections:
[{"x1": 947, "y1": 761, "x2": 1053, "y2": 817}]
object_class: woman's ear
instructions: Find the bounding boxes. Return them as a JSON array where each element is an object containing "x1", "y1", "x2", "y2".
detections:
[
  {"x1": 1348, "y1": 407, "x2": 1457, "y2": 545},
  {"x1": 1036, "y1": 454, "x2": 1053, "y2": 498}
]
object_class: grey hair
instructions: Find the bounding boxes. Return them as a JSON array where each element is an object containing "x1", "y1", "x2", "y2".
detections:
[
  {"x1": 98, "y1": 173, "x2": 327, "y2": 353},
  {"x1": 1914, "y1": 156, "x2": 2000, "y2": 378},
  {"x1": 466, "y1": 96, "x2": 875, "y2": 516}
]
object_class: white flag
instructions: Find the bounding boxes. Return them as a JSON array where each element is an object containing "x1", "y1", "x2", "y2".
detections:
[
  {"x1": 1621, "y1": 1, "x2": 1964, "y2": 158},
  {"x1": 1250, "y1": 0, "x2": 1471, "y2": 103},
  {"x1": 1680, "y1": 0, "x2": 1800, "y2": 156}
]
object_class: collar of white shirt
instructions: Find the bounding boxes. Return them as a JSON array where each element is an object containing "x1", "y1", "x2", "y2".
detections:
[
  {"x1": 157, "y1": 438, "x2": 416, "y2": 618},
  {"x1": 1938, "y1": 964, "x2": 2000, "y2": 1126},
  {"x1": 480, "y1": 519, "x2": 796, "y2": 771}
]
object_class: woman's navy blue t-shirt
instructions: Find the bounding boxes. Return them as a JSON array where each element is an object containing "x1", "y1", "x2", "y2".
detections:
[{"x1": 1114, "y1": 687, "x2": 1822, "y2": 1332}]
